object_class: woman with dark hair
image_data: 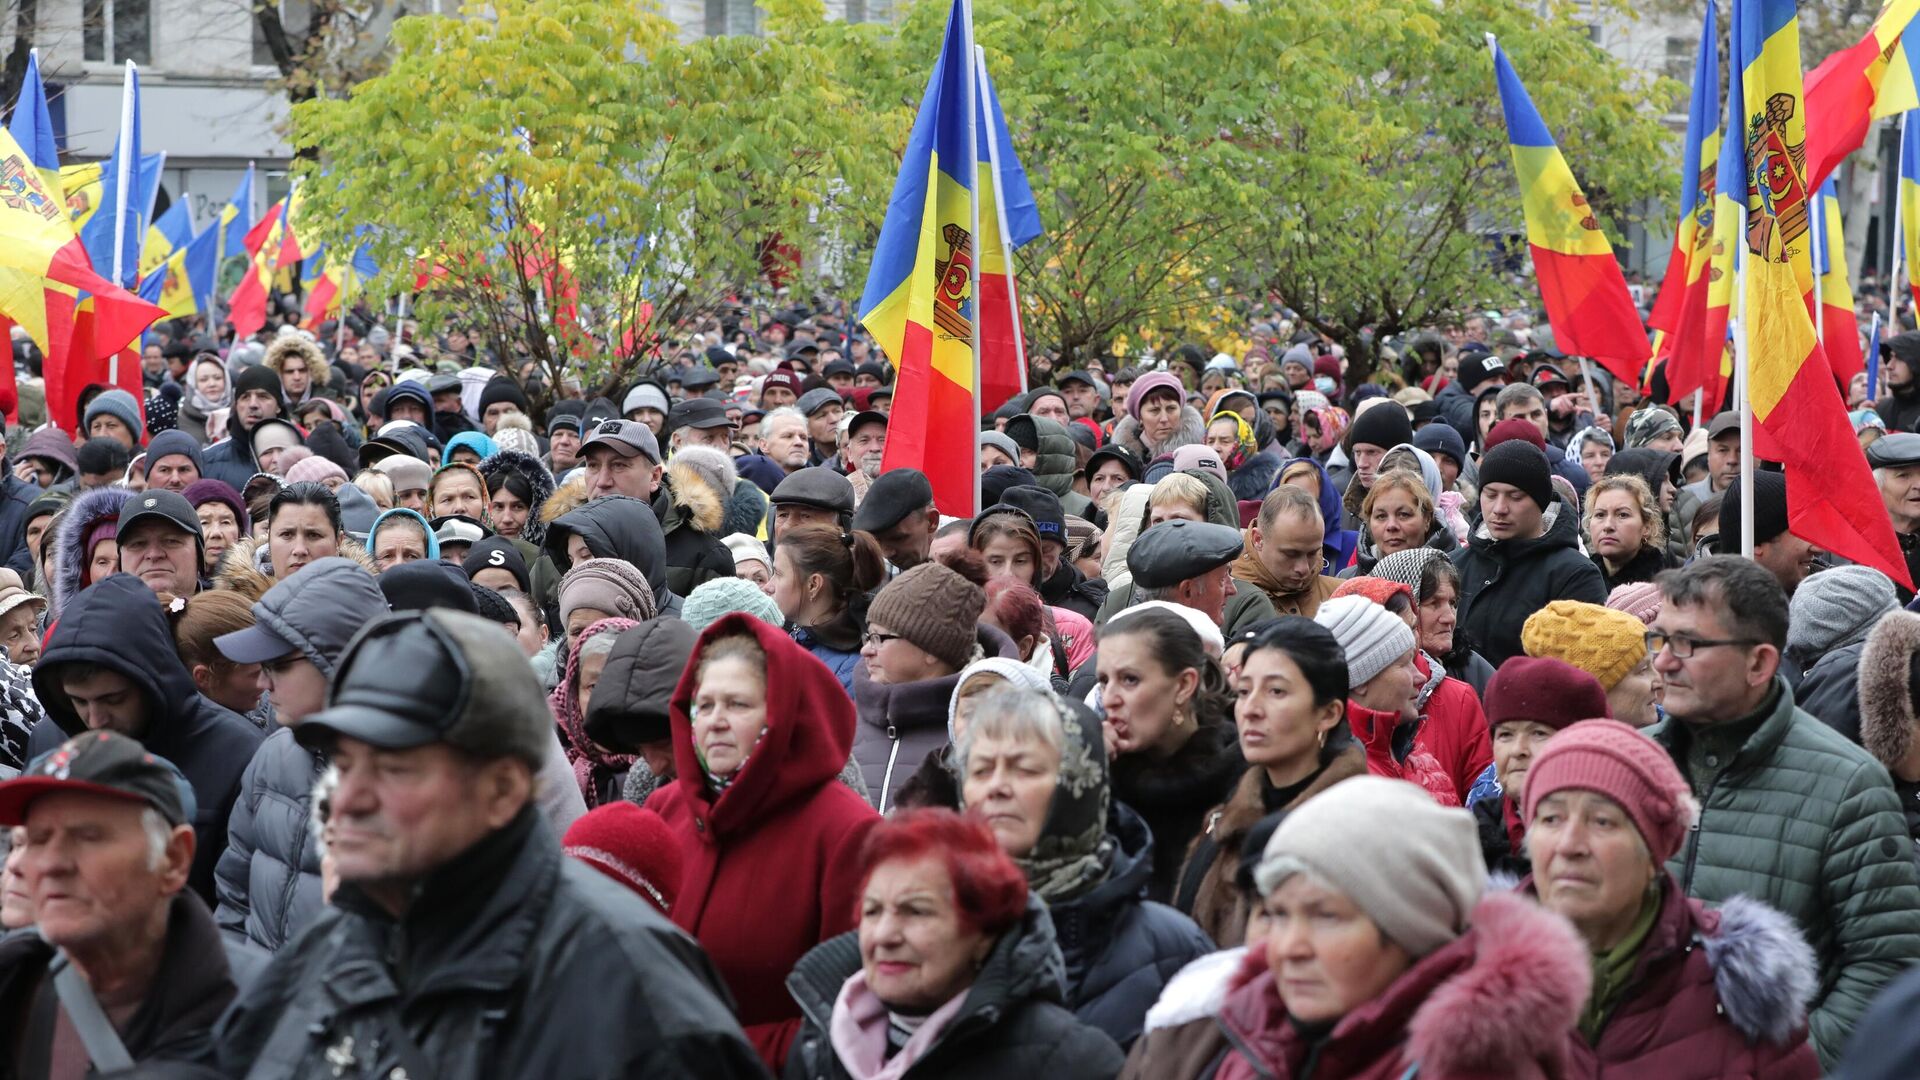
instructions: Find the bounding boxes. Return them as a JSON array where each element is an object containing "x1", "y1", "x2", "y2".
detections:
[
  {"x1": 785, "y1": 809, "x2": 1126, "y2": 1080},
  {"x1": 1175, "y1": 617, "x2": 1367, "y2": 945},
  {"x1": 1096, "y1": 606, "x2": 1245, "y2": 904},
  {"x1": 477, "y1": 447, "x2": 555, "y2": 557},
  {"x1": 772, "y1": 524, "x2": 886, "y2": 694},
  {"x1": 263, "y1": 482, "x2": 345, "y2": 581}
]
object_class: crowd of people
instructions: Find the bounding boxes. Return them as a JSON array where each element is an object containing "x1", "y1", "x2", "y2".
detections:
[{"x1": 2, "y1": 302, "x2": 1920, "y2": 1077}]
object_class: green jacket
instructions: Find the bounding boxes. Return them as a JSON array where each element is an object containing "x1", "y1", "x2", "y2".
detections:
[{"x1": 1648, "y1": 678, "x2": 1920, "y2": 1068}]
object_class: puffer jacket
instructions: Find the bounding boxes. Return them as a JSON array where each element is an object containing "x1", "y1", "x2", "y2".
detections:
[
  {"x1": 1053, "y1": 803, "x2": 1214, "y2": 1051},
  {"x1": 476, "y1": 447, "x2": 555, "y2": 546},
  {"x1": 212, "y1": 807, "x2": 765, "y2": 1080},
  {"x1": 652, "y1": 464, "x2": 736, "y2": 597},
  {"x1": 1110, "y1": 714, "x2": 1243, "y2": 904},
  {"x1": 792, "y1": 608, "x2": 865, "y2": 697},
  {"x1": 200, "y1": 411, "x2": 267, "y2": 491},
  {"x1": 1536, "y1": 876, "x2": 1823, "y2": 1079},
  {"x1": 1211, "y1": 891, "x2": 1589, "y2": 1080},
  {"x1": 1172, "y1": 741, "x2": 1368, "y2": 946},
  {"x1": 29, "y1": 574, "x2": 266, "y2": 902},
  {"x1": 852, "y1": 623, "x2": 1020, "y2": 813},
  {"x1": 545, "y1": 493, "x2": 682, "y2": 615},
  {"x1": 1007, "y1": 415, "x2": 1096, "y2": 520},
  {"x1": 1041, "y1": 557, "x2": 1109, "y2": 624},
  {"x1": 1450, "y1": 499, "x2": 1608, "y2": 667},
  {"x1": 1796, "y1": 639, "x2": 1867, "y2": 744},
  {"x1": 1648, "y1": 678, "x2": 1920, "y2": 1067},
  {"x1": 784, "y1": 895, "x2": 1125, "y2": 1080},
  {"x1": 1592, "y1": 543, "x2": 1671, "y2": 593},
  {"x1": 1345, "y1": 699, "x2": 1459, "y2": 806},
  {"x1": 0, "y1": 468, "x2": 37, "y2": 578},
  {"x1": 1412, "y1": 651, "x2": 1493, "y2": 801}
]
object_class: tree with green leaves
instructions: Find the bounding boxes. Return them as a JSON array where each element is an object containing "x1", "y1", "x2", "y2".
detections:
[{"x1": 290, "y1": 0, "x2": 898, "y2": 404}]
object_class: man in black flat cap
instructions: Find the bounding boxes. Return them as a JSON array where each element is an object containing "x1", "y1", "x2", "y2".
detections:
[
  {"x1": 853, "y1": 468, "x2": 937, "y2": 571},
  {"x1": 1870, "y1": 432, "x2": 1920, "y2": 602},
  {"x1": 1125, "y1": 518, "x2": 1250, "y2": 629}
]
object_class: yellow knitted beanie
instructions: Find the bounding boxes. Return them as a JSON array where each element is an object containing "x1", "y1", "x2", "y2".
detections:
[{"x1": 1521, "y1": 600, "x2": 1648, "y2": 690}]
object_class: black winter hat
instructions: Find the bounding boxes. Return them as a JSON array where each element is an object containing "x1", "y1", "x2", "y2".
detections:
[
  {"x1": 379, "y1": 559, "x2": 481, "y2": 614},
  {"x1": 584, "y1": 618, "x2": 698, "y2": 751},
  {"x1": 462, "y1": 536, "x2": 532, "y2": 595},
  {"x1": 1719, "y1": 470, "x2": 1790, "y2": 548},
  {"x1": 478, "y1": 377, "x2": 530, "y2": 416},
  {"x1": 997, "y1": 485, "x2": 1066, "y2": 546},
  {"x1": 1477, "y1": 440, "x2": 1554, "y2": 511},
  {"x1": 232, "y1": 364, "x2": 288, "y2": 414},
  {"x1": 1347, "y1": 403, "x2": 1414, "y2": 452},
  {"x1": 980, "y1": 465, "x2": 1038, "y2": 508}
]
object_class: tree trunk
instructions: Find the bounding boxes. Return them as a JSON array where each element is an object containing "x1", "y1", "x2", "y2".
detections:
[{"x1": 1, "y1": 0, "x2": 40, "y2": 121}]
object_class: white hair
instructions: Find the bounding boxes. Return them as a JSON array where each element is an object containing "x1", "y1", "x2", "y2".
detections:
[
  {"x1": 140, "y1": 807, "x2": 173, "y2": 872},
  {"x1": 759, "y1": 407, "x2": 804, "y2": 439},
  {"x1": 956, "y1": 685, "x2": 1066, "y2": 771}
]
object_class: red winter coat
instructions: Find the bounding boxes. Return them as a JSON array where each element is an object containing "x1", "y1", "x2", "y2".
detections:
[
  {"x1": 1412, "y1": 652, "x2": 1492, "y2": 800},
  {"x1": 647, "y1": 613, "x2": 880, "y2": 1073},
  {"x1": 1542, "y1": 874, "x2": 1823, "y2": 1079},
  {"x1": 1215, "y1": 891, "x2": 1590, "y2": 1080},
  {"x1": 1346, "y1": 700, "x2": 1459, "y2": 806}
]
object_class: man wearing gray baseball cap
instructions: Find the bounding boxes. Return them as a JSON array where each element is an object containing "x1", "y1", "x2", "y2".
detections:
[{"x1": 215, "y1": 609, "x2": 762, "y2": 1078}]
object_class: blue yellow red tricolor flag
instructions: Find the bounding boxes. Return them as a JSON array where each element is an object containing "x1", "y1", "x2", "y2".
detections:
[
  {"x1": 1902, "y1": 113, "x2": 1920, "y2": 315},
  {"x1": 1726, "y1": 0, "x2": 1910, "y2": 590},
  {"x1": 1811, "y1": 179, "x2": 1862, "y2": 383},
  {"x1": 1488, "y1": 37, "x2": 1649, "y2": 387},
  {"x1": 228, "y1": 194, "x2": 297, "y2": 340},
  {"x1": 1648, "y1": 3, "x2": 1726, "y2": 409},
  {"x1": 1804, "y1": 0, "x2": 1920, "y2": 194},
  {"x1": 860, "y1": 0, "x2": 1042, "y2": 516}
]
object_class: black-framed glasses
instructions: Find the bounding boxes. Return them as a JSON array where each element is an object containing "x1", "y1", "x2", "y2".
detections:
[
  {"x1": 1644, "y1": 631, "x2": 1759, "y2": 659},
  {"x1": 862, "y1": 631, "x2": 902, "y2": 648}
]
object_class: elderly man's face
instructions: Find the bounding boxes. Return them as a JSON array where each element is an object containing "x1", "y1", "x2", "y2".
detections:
[
  {"x1": 325, "y1": 737, "x2": 526, "y2": 913},
  {"x1": 21, "y1": 792, "x2": 192, "y2": 954}
]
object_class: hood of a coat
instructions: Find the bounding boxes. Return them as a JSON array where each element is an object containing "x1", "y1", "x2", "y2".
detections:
[
  {"x1": 1860, "y1": 610, "x2": 1920, "y2": 775},
  {"x1": 1607, "y1": 448, "x2": 1679, "y2": 500},
  {"x1": 852, "y1": 623, "x2": 1019, "y2": 734},
  {"x1": 1468, "y1": 497, "x2": 1580, "y2": 561},
  {"x1": 51, "y1": 485, "x2": 134, "y2": 619},
  {"x1": 1279, "y1": 455, "x2": 1346, "y2": 546},
  {"x1": 253, "y1": 557, "x2": 390, "y2": 679},
  {"x1": 656, "y1": 465, "x2": 727, "y2": 536},
  {"x1": 1005, "y1": 415, "x2": 1079, "y2": 499},
  {"x1": 1700, "y1": 893, "x2": 1818, "y2": 1043},
  {"x1": 477, "y1": 448, "x2": 556, "y2": 547},
  {"x1": 547, "y1": 494, "x2": 668, "y2": 595},
  {"x1": 35, "y1": 573, "x2": 202, "y2": 738},
  {"x1": 667, "y1": 613, "x2": 857, "y2": 836},
  {"x1": 367, "y1": 507, "x2": 440, "y2": 560},
  {"x1": 584, "y1": 616, "x2": 697, "y2": 753},
  {"x1": 21, "y1": 427, "x2": 79, "y2": 476},
  {"x1": 1099, "y1": 484, "x2": 1155, "y2": 584},
  {"x1": 1177, "y1": 467, "x2": 1240, "y2": 529}
]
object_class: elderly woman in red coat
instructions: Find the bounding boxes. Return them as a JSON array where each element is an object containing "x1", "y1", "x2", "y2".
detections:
[
  {"x1": 647, "y1": 613, "x2": 880, "y2": 1072},
  {"x1": 1522, "y1": 720, "x2": 1821, "y2": 1078}
]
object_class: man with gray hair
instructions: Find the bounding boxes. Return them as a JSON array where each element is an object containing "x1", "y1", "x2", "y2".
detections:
[
  {"x1": 215, "y1": 609, "x2": 762, "y2": 1077},
  {"x1": 759, "y1": 405, "x2": 811, "y2": 476},
  {"x1": 0, "y1": 731, "x2": 252, "y2": 1074}
]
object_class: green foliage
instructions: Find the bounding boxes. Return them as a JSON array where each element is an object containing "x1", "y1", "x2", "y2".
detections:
[{"x1": 290, "y1": 0, "x2": 897, "y2": 397}]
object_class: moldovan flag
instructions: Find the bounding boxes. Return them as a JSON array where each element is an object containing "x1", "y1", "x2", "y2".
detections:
[
  {"x1": 228, "y1": 195, "x2": 297, "y2": 340},
  {"x1": 1647, "y1": 3, "x2": 1727, "y2": 408},
  {"x1": 1727, "y1": 0, "x2": 1911, "y2": 590},
  {"x1": 1803, "y1": 0, "x2": 1920, "y2": 193},
  {"x1": 859, "y1": 0, "x2": 986, "y2": 517},
  {"x1": 1902, "y1": 112, "x2": 1920, "y2": 314},
  {"x1": 1811, "y1": 179, "x2": 1862, "y2": 383},
  {"x1": 1489, "y1": 38, "x2": 1649, "y2": 387},
  {"x1": 1, "y1": 47, "x2": 78, "y2": 364}
]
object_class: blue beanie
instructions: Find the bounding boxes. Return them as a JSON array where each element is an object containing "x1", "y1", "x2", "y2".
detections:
[
  {"x1": 679, "y1": 576, "x2": 784, "y2": 634},
  {"x1": 83, "y1": 388, "x2": 143, "y2": 442},
  {"x1": 143, "y1": 429, "x2": 203, "y2": 476}
]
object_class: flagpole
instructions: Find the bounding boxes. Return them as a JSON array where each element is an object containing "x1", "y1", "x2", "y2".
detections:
[
  {"x1": 108, "y1": 61, "x2": 136, "y2": 386},
  {"x1": 1733, "y1": 201, "x2": 1754, "y2": 559},
  {"x1": 1811, "y1": 186, "x2": 1826, "y2": 345},
  {"x1": 1897, "y1": 114, "x2": 1911, "y2": 325},
  {"x1": 975, "y1": 43, "x2": 1027, "y2": 395},
  {"x1": 963, "y1": 0, "x2": 983, "y2": 517}
]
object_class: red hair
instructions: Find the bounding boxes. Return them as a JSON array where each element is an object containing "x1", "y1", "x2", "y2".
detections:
[
  {"x1": 982, "y1": 578, "x2": 1046, "y2": 649},
  {"x1": 855, "y1": 808, "x2": 1027, "y2": 935}
]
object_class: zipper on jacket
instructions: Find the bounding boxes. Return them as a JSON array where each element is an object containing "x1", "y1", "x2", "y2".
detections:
[
  {"x1": 1679, "y1": 772, "x2": 1719, "y2": 895},
  {"x1": 879, "y1": 732, "x2": 901, "y2": 815},
  {"x1": 1214, "y1": 1016, "x2": 1278, "y2": 1080}
]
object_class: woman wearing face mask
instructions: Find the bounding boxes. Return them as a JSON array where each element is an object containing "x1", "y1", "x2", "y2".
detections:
[
  {"x1": 957, "y1": 685, "x2": 1212, "y2": 1051},
  {"x1": 1312, "y1": 595, "x2": 1458, "y2": 805},
  {"x1": 1524, "y1": 722, "x2": 1820, "y2": 1077},
  {"x1": 1174, "y1": 618, "x2": 1366, "y2": 946},
  {"x1": 649, "y1": 614, "x2": 881, "y2": 1074},
  {"x1": 785, "y1": 809, "x2": 1126, "y2": 1080},
  {"x1": 178, "y1": 353, "x2": 232, "y2": 445},
  {"x1": 1204, "y1": 776, "x2": 1590, "y2": 1080},
  {"x1": 1096, "y1": 607, "x2": 1244, "y2": 905}
]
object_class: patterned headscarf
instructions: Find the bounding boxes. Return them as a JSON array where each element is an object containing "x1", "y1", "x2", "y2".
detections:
[
  {"x1": 962, "y1": 688, "x2": 1114, "y2": 904},
  {"x1": 1306, "y1": 406, "x2": 1350, "y2": 454}
]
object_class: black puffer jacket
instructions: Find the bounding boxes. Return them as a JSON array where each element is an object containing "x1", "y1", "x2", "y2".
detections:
[
  {"x1": 652, "y1": 468, "x2": 736, "y2": 598},
  {"x1": 1052, "y1": 804, "x2": 1214, "y2": 1050},
  {"x1": 1796, "y1": 640, "x2": 1866, "y2": 744},
  {"x1": 1879, "y1": 384, "x2": 1920, "y2": 434},
  {"x1": 1041, "y1": 557, "x2": 1108, "y2": 623},
  {"x1": 29, "y1": 574, "x2": 265, "y2": 903},
  {"x1": 852, "y1": 624, "x2": 1020, "y2": 814},
  {"x1": 585, "y1": 616, "x2": 696, "y2": 754},
  {"x1": 0, "y1": 468, "x2": 37, "y2": 578},
  {"x1": 1450, "y1": 500, "x2": 1608, "y2": 668},
  {"x1": 783, "y1": 895, "x2": 1124, "y2": 1080},
  {"x1": 212, "y1": 807, "x2": 765, "y2": 1080},
  {"x1": 1006, "y1": 415, "x2": 1095, "y2": 520},
  {"x1": 545, "y1": 494, "x2": 682, "y2": 616},
  {"x1": 1109, "y1": 717, "x2": 1243, "y2": 904}
]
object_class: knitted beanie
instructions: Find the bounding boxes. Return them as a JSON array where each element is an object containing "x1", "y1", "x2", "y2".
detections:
[
  {"x1": 680, "y1": 576, "x2": 784, "y2": 634},
  {"x1": 84, "y1": 388, "x2": 143, "y2": 440},
  {"x1": 558, "y1": 557, "x2": 658, "y2": 625},
  {"x1": 867, "y1": 561, "x2": 987, "y2": 672},
  {"x1": 1522, "y1": 719, "x2": 1694, "y2": 863},
  {"x1": 1331, "y1": 575, "x2": 1413, "y2": 609},
  {"x1": 1348, "y1": 402, "x2": 1414, "y2": 452},
  {"x1": 1370, "y1": 547, "x2": 1448, "y2": 602},
  {"x1": 1125, "y1": 371, "x2": 1186, "y2": 419},
  {"x1": 1521, "y1": 601, "x2": 1649, "y2": 690},
  {"x1": 1477, "y1": 440, "x2": 1553, "y2": 510},
  {"x1": 1484, "y1": 417, "x2": 1547, "y2": 451},
  {"x1": 1313, "y1": 595, "x2": 1415, "y2": 689},
  {"x1": 720, "y1": 532, "x2": 772, "y2": 572},
  {"x1": 1719, "y1": 471, "x2": 1790, "y2": 548},
  {"x1": 1485, "y1": 655, "x2": 1611, "y2": 730},
  {"x1": 1606, "y1": 582, "x2": 1663, "y2": 625},
  {"x1": 1786, "y1": 565, "x2": 1898, "y2": 661},
  {"x1": 1256, "y1": 775, "x2": 1484, "y2": 958},
  {"x1": 561, "y1": 802, "x2": 683, "y2": 914},
  {"x1": 285, "y1": 455, "x2": 349, "y2": 487}
]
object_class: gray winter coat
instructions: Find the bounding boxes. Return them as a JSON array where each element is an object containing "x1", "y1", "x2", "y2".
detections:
[{"x1": 851, "y1": 624, "x2": 1019, "y2": 813}]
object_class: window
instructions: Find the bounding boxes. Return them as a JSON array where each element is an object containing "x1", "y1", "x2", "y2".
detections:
[
  {"x1": 705, "y1": 0, "x2": 758, "y2": 36},
  {"x1": 83, "y1": 0, "x2": 150, "y2": 64},
  {"x1": 1664, "y1": 35, "x2": 1695, "y2": 84}
]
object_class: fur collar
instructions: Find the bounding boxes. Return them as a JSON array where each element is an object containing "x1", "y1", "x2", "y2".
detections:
[
  {"x1": 477, "y1": 449, "x2": 556, "y2": 547},
  {"x1": 213, "y1": 534, "x2": 379, "y2": 603},
  {"x1": 1143, "y1": 946, "x2": 1247, "y2": 1033},
  {"x1": 1701, "y1": 894, "x2": 1817, "y2": 1043},
  {"x1": 1859, "y1": 609, "x2": 1920, "y2": 773},
  {"x1": 664, "y1": 458, "x2": 727, "y2": 534},
  {"x1": 51, "y1": 486, "x2": 133, "y2": 620},
  {"x1": 1110, "y1": 405, "x2": 1207, "y2": 462},
  {"x1": 1110, "y1": 716, "x2": 1243, "y2": 810}
]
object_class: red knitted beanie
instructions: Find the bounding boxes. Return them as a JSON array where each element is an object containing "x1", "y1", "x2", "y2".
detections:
[
  {"x1": 1485, "y1": 656, "x2": 1611, "y2": 732},
  {"x1": 562, "y1": 802, "x2": 684, "y2": 915},
  {"x1": 1521, "y1": 719, "x2": 1693, "y2": 863}
]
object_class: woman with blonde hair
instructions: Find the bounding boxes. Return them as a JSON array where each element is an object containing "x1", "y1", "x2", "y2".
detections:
[{"x1": 1584, "y1": 473, "x2": 1671, "y2": 591}]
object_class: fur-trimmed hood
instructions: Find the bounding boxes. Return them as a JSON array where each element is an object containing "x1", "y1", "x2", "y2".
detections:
[
  {"x1": 212, "y1": 534, "x2": 379, "y2": 603},
  {"x1": 1702, "y1": 894, "x2": 1818, "y2": 1043},
  {"x1": 264, "y1": 334, "x2": 330, "y2": 405},
  {"x1": 1859, "y1": 609, "x2": 1920, "y2": 774},
  {"x1": 1217, "y1": 890, "x2": 1589, "y2": 1078},
  {"x1": 1111, "y1": 404, "x2": 1207, "y2": 462},
  {"x1": 51, "y1": 486, "x2": 133, "y2": 620},
  {"x1": 664, "y1": 450, "x2": 731, "y2": 535},
  {"x1": 477, "y1": 448, "x2": 555, "y2": 547}
]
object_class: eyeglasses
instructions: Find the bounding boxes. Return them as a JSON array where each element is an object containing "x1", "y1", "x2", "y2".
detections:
[
  {"x1": 1644, "y1": 631, "x2": 1759, "y2": 659},
  {"x1": 862, "y1": 631, "x2": 902, "y2": 648}
]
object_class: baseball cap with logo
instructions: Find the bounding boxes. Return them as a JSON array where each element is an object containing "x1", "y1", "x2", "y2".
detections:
[
  {"x1": 0, "y1": 731, "x2": 192, "y2": 827},
  {"x1": 579, "y1": 418, "x2": 661, "y2": 464}
]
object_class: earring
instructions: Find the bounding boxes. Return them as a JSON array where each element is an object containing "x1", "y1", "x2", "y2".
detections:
[{"x1": 1317, "y1": 729, "x2": 1327, "y2": 749}]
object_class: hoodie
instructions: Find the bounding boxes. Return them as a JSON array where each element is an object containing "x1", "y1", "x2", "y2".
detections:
[
  {"x1": 29, "y1": 574, "x2": 266, "y2": 901},
  {"x1": 546, "y1": 494, "x2": 682, "y2": 616},
  {"x1": 366, "y1": 507, "x2": 440, "y2": 562},
  {"x1": 647, "y1": 614, "x2": 881, "y2": 1070}
]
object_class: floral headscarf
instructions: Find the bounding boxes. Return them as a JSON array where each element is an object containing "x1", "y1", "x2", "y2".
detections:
[{"x1": 1306, "y1": 406, "x2": 1351, "y2": 454}]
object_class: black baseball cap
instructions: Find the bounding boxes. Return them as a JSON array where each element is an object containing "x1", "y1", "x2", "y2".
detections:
[
  {"x1": 668, "y1": 397, "x2": 735, "y2": 435},
  {"x1": 0, "y1": 731, "x2": 191, "y2": 827},
  {"x1": 116, "y1": 490, "x2": 202, "y2": 543}
]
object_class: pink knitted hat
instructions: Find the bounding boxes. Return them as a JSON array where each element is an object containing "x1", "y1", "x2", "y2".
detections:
[
  {"x1": 1522, "y1": 719, "x2": 1693, "y2": 863},
  {"x1": 1607, "y1": 582, "x2": 1663, "y2": 625}
]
